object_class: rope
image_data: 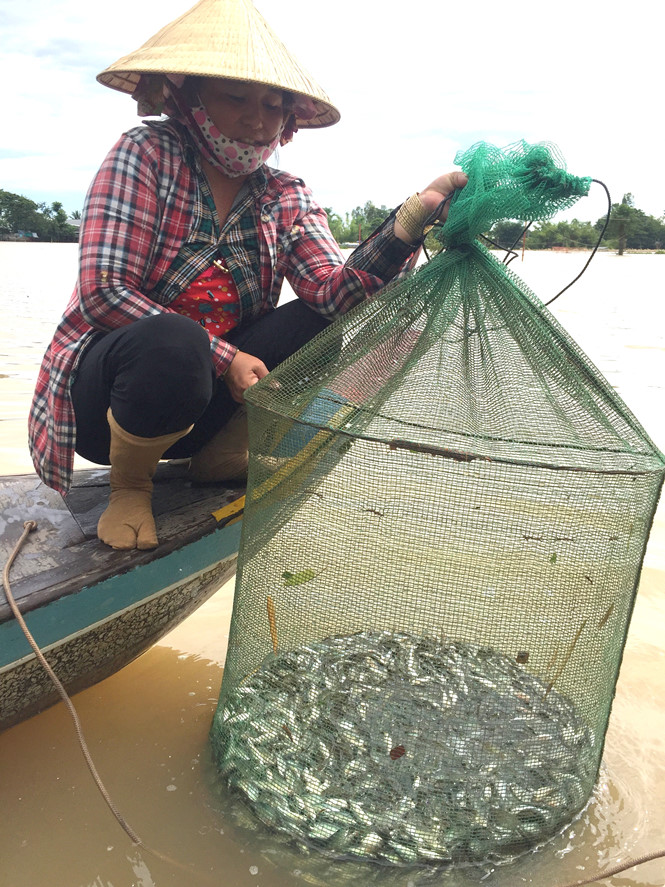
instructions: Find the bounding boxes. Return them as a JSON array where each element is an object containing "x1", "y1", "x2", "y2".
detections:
[
  {"x1": 2, "y1": 520, "x2": 218, "y2": 885},
  {"x1": 553, "y1": 848, "x2": 665, "y2": 887},
  {"x1": 544, "y1": 180, "x2": 613, "y2": 306}
]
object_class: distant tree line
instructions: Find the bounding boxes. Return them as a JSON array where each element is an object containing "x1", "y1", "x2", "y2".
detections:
[
  {"x1": 4, "y1": 185, "x2": 663, "y2": 252},
  {"x1": 0, "y1": 189, "x2": 79, "y2": 242},
  {"x1": 324, "y1": 202, "x2": 394, "y2": 245},
  {"x1": 326, "y1": 194, "x2": 665, "y2": 254}
]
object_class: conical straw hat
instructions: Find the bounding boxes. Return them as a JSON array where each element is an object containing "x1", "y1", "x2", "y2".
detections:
[{"x1": 97, "y1": 0, "x2": 339, "y2": 128}]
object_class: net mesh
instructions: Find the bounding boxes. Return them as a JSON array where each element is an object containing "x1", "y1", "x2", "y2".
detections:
[{"x1": 210, "y1": 141, "x2": 664, "y2": 866}]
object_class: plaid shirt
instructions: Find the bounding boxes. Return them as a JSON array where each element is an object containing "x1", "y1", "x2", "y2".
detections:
[{"x1": 29, "y1": 119, "x2": 418, "y2": 493}]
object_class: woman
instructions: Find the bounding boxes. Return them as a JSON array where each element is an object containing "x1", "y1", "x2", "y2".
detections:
[{"x1": 29, "y1": 0, "x2": 466, "y2": 551}]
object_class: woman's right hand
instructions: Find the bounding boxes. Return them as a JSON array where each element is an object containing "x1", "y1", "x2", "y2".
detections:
[{"x1": 224, "y1": 349, "x2": 269, "y2": 403}]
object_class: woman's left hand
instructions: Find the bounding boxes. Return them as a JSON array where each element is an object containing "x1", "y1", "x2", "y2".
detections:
[
  {"x1": 394, "y1": 170, "x2": 468, "y2": 244},
  {"x1": 418, "y1": 170, "x2": 468, "y2": 221}
]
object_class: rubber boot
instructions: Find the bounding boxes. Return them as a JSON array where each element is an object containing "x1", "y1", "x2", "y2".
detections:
[
  {"x1": 97, "y1": 408, "x2": 192, "y2": 550},
  {"x1": 188, "y1": 406, "x2": 249, "y2": 483}
]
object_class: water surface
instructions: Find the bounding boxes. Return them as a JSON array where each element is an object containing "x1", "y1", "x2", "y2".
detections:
[{"x1": 0, "y1": 244, "x2": 663, "y2": 887}]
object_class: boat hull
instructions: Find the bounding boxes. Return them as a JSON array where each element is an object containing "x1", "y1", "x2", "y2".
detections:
[{"x1": 0, "y1": 466, "x2": 243, "y2": 730}]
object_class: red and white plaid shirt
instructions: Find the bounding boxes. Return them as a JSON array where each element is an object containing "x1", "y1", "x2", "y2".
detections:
[{"x1": 29, "y1": 119, "x2": 418, "y2": 493}]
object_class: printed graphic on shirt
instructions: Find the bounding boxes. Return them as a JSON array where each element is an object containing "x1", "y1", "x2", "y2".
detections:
[{"x1": 170, "y1": 262, "x2": 240, "y2": 336}]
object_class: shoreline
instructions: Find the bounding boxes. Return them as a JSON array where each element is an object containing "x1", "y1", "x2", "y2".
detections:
[{"x1": 2, "y1": 240, "x2": 663, "y2": 255}]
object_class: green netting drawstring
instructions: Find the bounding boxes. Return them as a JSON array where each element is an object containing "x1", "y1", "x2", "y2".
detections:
[
  {"x1": 434, "y1": 140, "x2": 593, "y2": 249},
  {"x1": 511, "y1": 144, "x2": 591, "y2": 202}
]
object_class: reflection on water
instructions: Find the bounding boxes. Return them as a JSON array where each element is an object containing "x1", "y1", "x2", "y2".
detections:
[{"x1": 0, "y1": 245, "x2": 664, "y2": 886}]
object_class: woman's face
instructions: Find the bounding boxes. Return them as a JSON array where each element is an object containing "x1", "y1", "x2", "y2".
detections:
[{"x1": 197, "y1": 78, "x2": 286, "y2": 145}]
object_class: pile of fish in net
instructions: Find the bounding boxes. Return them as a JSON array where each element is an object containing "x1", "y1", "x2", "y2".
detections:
[{"x1": 214, "y1": 630, "x2": 597, "y2": 865}]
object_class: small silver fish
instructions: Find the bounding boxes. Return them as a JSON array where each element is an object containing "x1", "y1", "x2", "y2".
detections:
[{"x1": 216, "y1": 629, "x2": 596, "y2": 865}]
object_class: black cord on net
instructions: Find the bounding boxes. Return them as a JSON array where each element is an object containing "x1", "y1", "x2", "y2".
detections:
[
  {"x1": 506, "y1": 221, "x2": 534, "y2": 266},
  {"x1": 478, "y1": 223, "x2": 533, "y2": 266},
  {"x1": 425, "y1": 180, "x2": 612, "y2": 305},
  {"x1": 544, "y1": 179, "x2": 612, "y2": 305}
]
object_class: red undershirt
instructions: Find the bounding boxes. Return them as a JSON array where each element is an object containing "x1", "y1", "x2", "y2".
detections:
[{"x1": 169, "y1": 260, "x2": 240, "y2": 336}]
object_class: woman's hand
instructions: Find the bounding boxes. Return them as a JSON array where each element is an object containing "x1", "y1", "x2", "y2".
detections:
[
  {"x1": 224, "y1": 349, "x2": 269, "y2": 402},
  {"x1": 394, "y1": 170, "x2": 468, "y2": 244},
  {"x1": 418, "y1": 170, "x2": 468, "y2": 219}
]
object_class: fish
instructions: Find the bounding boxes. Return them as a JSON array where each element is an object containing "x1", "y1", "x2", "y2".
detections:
[{"x1": 216, "y1": 629, "x2": 596, "y2": 865}]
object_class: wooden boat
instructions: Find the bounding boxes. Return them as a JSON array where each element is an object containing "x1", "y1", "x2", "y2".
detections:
[{"x1": 0, "y1": 463, "x2": 244, "y2": 731}]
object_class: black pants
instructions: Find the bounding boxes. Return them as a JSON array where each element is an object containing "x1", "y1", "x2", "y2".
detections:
[{"x1": 71, "y1": 301, "x2": 331, "y2": 465}]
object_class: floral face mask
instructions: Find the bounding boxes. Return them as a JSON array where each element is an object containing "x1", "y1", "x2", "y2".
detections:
[{"x1": 186, "y1": 104, "x2": 283, "y2": 177}]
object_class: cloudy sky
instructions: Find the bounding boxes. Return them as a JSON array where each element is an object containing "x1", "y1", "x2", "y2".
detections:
[{"x1": 1, "y1": 0, "x2": 662, "y2": 224}]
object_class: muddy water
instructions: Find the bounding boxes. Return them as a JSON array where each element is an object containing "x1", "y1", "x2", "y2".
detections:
[{"x1": 0, "y1": 244, "x2": 664, "y2": 887}]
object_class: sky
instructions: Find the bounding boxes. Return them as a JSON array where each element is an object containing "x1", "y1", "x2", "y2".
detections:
[{"x1": 1, "y1": 0, "x2": 663, "y2": 224}]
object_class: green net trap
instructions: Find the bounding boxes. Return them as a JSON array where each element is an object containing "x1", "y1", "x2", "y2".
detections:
[{"x1": 210, "y1": 141, "x2": 665, "y2": 866}]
